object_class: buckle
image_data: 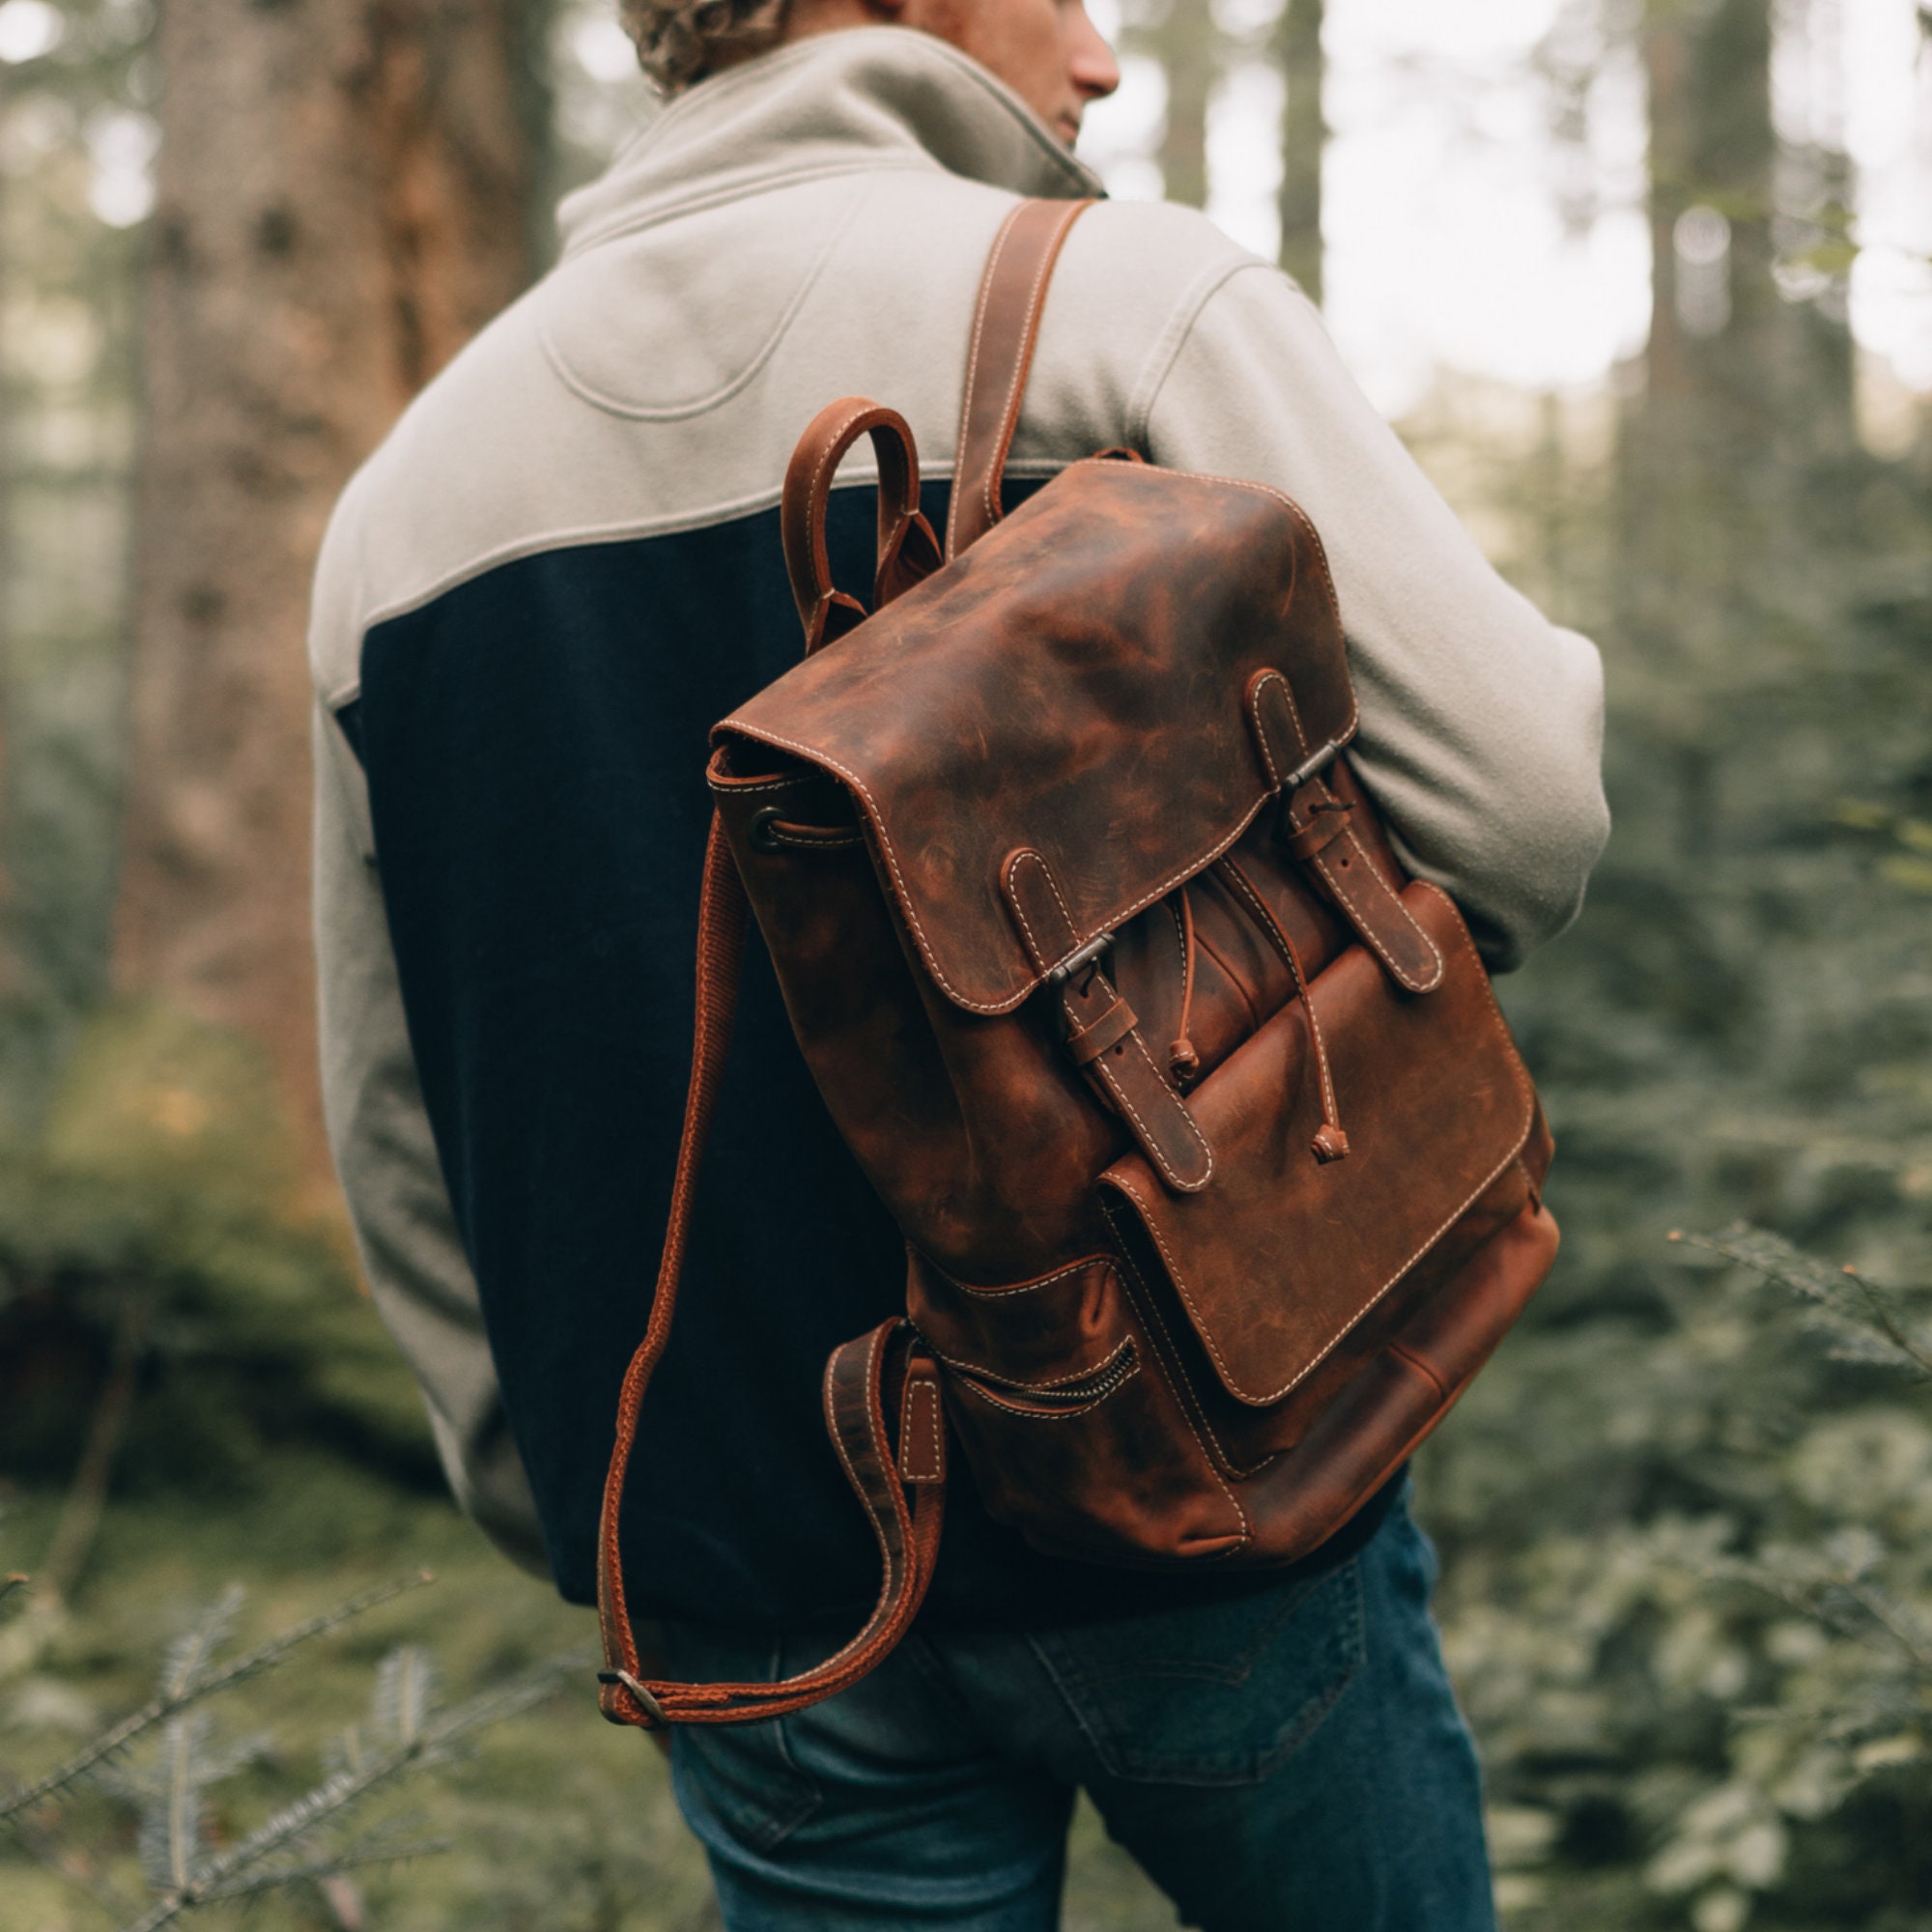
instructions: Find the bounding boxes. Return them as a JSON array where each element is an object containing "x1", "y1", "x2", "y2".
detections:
[
  {"x1": 1046, "y1": 930, "x2": 1114, "y2": 988},
  {"x1": 1281, "y1": 739, "x2": 1340, "y2": 793},
  {"x1": 597, "y1": 1668, "x2": 668, "y2": 1725}
]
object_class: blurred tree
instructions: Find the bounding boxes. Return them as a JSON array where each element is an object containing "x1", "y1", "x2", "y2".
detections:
[
  {"x1": 1273, "y1": 0, "x2": 1322, "y2": 301},
  {"x1": 112, "y1": 0, "x2": 540, "y2": 1180},
  {"x1": 1402, "y1": 1, "x2": 1932, "y2": 1923},
  {"x1": 1136, "y1": 0, "x2": 1217, "y2": 209},
  {"x1": 0, "y1": 1, "x2": 150, "y2": 1130}
]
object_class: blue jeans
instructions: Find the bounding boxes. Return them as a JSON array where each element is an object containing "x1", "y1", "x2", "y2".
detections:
[{"x1": 662, "y1": 1486, "x2": 1493, "y2": 1930}]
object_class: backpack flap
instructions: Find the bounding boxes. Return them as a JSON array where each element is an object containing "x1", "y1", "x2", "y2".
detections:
[
  {"x1": 1097, "y1": 879, "x2": 1542, "y2": 1411},
  {"x1": 714, "y1": 457, "x2": 1357, "y2": 1018}
]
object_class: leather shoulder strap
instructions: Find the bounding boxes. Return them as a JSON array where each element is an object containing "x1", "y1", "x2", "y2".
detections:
[
  {"x1": 595, "y1": 813, "x2": 947, "y2": 1732},
  {"x1": 945, "y1": 197, "x2": 1097, "y2": 558}
]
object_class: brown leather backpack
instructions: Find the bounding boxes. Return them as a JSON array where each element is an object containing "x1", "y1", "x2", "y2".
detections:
[{"x1": 596, "y1": 199, "x2": 1558, "y2": 1731}]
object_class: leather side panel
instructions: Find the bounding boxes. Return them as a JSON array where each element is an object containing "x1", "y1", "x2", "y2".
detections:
[{"x1": 906, "y1": 1249, "x2": 1248, "y2": 1564}]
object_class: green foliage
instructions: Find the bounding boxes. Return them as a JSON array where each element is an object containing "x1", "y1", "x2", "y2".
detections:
[
  {"x1": 2, "y1": 1565, "x2": 587, "y2": 1932},
  {"x1": 1429, "y1": 1231, "x2": 1932, "y2": 1930},
  {"x1": 1398, "y1": 90, "x2": 1932, "y2": 1912},
  {"x1": 0, "y1": 1001, "x2": 439, "y2": 1508}
]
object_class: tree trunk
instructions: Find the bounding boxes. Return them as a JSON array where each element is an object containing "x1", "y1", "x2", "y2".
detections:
[
  {"x1": 115, "y1": 0, "x2": 535, "y2": 1183},
  {"x1": 1145, "y1": 0, "x2": 1216, "y2": 210},
  {"x1": 1274, "y1": 0, "x2": 1323, "y2": 303}
]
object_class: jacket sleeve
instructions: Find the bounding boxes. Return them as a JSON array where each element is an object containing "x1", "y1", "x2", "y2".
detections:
[
  {"x1": 1140, "y1": 262, "x2": 1609, "y2": 971},
  {"x1": 311, "y1": 702, "x2": 551, "y2": 1576}
]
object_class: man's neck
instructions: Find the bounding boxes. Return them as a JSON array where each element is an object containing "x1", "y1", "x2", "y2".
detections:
[{"x1": 707, "y1": 0, "x2": 885, "y2": 77}]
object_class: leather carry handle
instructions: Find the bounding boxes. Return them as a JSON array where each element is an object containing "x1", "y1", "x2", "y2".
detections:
[
  {"x1": 781, "y1": 399, "x2": 944, "y2": 654},
  {"x1": 947, "y1": 197, "x2": 1097, "y2": 558},
  {"x1": 595, "y1": 812, "x2": 947, "y2": 1730}
]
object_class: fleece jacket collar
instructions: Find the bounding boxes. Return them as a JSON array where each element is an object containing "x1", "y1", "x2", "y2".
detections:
[{"x1": 555, "y1": 25, "x2": 1103, "y2": 260}]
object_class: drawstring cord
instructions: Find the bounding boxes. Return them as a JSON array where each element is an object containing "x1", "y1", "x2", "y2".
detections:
[
  {"x1": 1169, "y1": 887, "x2": 1200, "y2": 1089},
  {"x1": 1212, "y1": 858, "x2": 1350, "y2": 1164}
]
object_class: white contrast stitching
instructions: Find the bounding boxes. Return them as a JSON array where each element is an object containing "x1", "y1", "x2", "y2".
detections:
[
  {"x1": 801, "y1": 404, "x2": 889, "y2": 615},
  {"x1": 1310, "y1": 827, "x2": 1446, "y2": 990},
  {"x1": 1103, "y1": 1232, "x2": 1251, "y2": 1545},
  {"x1": 981, "y1": 208, "x2": 1079, "y2": 530},
  {"x1": 954, "y1": 1352, "x2": 1144, "y2": 1430},
  {"x1": 917, "y1": 1251, "x2": 1116, "y2": 1300},
  {"x1": 1103, "y1": 891, "x2": 1534, "y2": 1407},
  {"x1": 1092, "y1": 1027, "x2": 1214, "y2": 1190},
  {"x1": 1248, "y1": 668, "x2": 1314, "y2": 774},
  {"x1": 806, "y1": 1327, "x2": 907, "y2": 1684},
  {"x1": 933, "y1": 1333, "x2": 1135, "y2": 1392},
  {"x1": 901, "y1": 1375, "x2": 945, "y2": 1482},
  {"x1": 1247, "y1": 673, "x2": 1287, "y2": 785},
  {"x1": 708, "y1": 774, "x2": 809, "y2": 796},
  {"x1": 947, "y1": 206, "x2": 1023, "y2": 557},
  {"x1": 1002, "y1": 849, "x2": 1066, "y2": 966},
  {"x1": 725, "y1": 460, "x2": 1360, "y2": 1013}
]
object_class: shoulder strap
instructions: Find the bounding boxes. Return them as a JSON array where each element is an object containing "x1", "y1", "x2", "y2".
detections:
[
  {"x1": 596, "y1": 198, "x2": 1097, "y2": 1733},
  {"x1": 594, "y1": 814, "x2": 948, "y2": 1730},
  {"x1": 946, "y1": 197, "x2": 1097, "y2": 558}
]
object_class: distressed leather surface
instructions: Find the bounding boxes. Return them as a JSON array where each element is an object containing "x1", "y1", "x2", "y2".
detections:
[
  {"x1": 721, "y1": 457, "x2": 1356, "y2": 1016},
  {"x1": 712, "y1": 455, "x2": 1559, "y2": 1572},
  {"x1": 657, "y1": 200, "x2": 1561, "y2": 1618},
  {"x1": 1098, "y1": 883, "x2": 1533, "y2": 1408}
]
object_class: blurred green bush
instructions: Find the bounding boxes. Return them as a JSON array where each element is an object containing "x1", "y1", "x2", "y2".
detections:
[{"x1": 0, "y1": 1000, "x2": 439, "y2": 1509}]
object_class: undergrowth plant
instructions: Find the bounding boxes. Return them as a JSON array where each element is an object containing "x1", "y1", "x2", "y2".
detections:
[
  {"x1": 2, "y1": 1566, "x2": 583, "y2": 1931},
  {"x1": 1435, "y1": 1226, "x2": 1932, "y2": 1932}
]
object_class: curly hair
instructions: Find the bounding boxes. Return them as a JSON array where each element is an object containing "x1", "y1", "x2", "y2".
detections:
[{"x1": 619, "y1": 0, "x2": 792, "y2": 94}]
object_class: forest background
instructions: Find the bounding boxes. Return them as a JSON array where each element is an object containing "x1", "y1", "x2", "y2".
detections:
[{"x1": 1, "y1": 0, "x2": 1930, "y2": 1927}]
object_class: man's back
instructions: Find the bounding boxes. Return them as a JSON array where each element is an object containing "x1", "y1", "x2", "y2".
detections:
[{"x1": 310, "y1": 24, "x2": 1605, "y2": 1633}]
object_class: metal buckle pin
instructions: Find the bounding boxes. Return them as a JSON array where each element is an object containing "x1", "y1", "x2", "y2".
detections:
[{"x1": 1046, "y1": 931, "x2": 1115, "y2": 987}]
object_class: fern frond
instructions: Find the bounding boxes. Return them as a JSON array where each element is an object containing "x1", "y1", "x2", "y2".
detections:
[{"x1": 1679, "y1": 1228, "x2": 1932, "y2": 1379}]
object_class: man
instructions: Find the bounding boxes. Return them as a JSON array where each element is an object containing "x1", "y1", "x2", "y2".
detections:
[{"x1": 309, "y1": 1, "x2": 1608, "y2": 1924}]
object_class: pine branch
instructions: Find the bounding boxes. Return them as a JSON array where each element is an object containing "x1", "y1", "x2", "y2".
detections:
[
  {"x1": 196, "y1": 1832, "x2": 451, "y2": 1901},
  {"x1": 159, "y1": 1591, "x2": 243, "y2": 1704},
  {"x1": 1710, "y1": 1551, "x2": 1932, "y2": 1677},
  {"x1": 109, "y1": 1651, "x2": 579, "y2": 1932},
  {"x1": 372, "y1": 1645, "x2": 436, "y2": 1747},
  {"x1": 1, "y1": 1571, "x2": 433, "y2": 1823}
]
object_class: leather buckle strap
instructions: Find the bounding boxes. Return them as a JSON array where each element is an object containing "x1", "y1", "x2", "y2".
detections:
[
  {"x1": 594, "y1": 815, "x2": 948, "y2": 1731},
  {"x1": 1247, "y1": 669, "x2": 1445, "y2": 995},
  {"x1": 1003, "y1": 847, "x2": 1213, "y2": 1194}
]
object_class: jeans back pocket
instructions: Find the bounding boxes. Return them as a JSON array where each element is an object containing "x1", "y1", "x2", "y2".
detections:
[{"x1": 1025, "y1": 1558, "x2": 1366, "y2": 1787}]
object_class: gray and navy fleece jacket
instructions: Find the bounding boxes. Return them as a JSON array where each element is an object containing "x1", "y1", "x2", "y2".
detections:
[{"x1": 309, "y1": 27, "x2": 1609, "y2": 1633}]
